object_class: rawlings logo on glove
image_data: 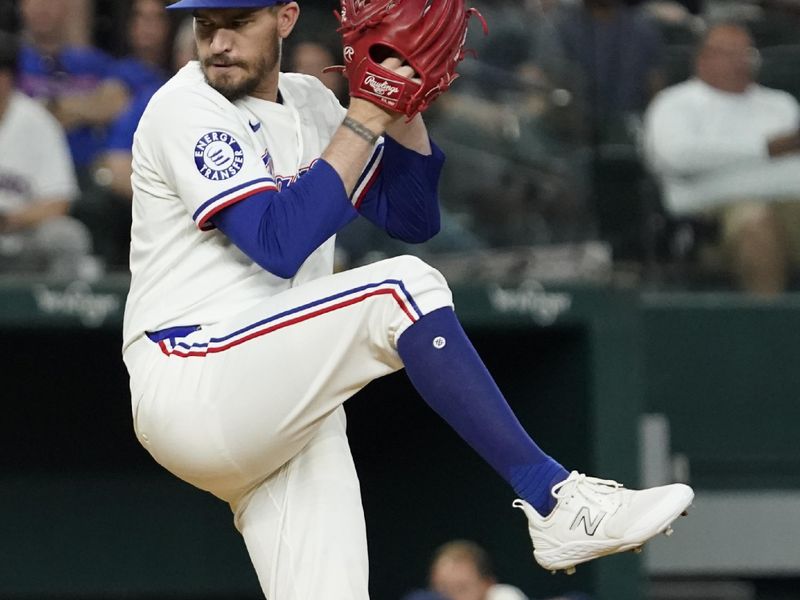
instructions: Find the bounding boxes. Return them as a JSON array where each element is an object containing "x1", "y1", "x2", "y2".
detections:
[
  {"x1": 362, "y1": 74, "x2": 404, "y2": 103},
  {"x1": 331, "y1": 0, "x2": 488, "y2": 118}
]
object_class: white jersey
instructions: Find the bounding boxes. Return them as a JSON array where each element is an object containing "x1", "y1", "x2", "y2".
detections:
[
  {"x1": 123, "y1": 63, "x2": 350, "y2": 350},
  {"x1": 120, "y1": 55, "x2": 456, "y2": 600}
]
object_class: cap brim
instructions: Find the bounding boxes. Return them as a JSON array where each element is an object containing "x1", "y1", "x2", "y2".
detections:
[{"x1": 166, "y1": 0, "x2": 284, "y2": 10}]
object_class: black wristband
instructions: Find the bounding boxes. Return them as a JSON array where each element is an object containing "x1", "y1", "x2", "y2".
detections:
[{"x1": 342, "y1": 116, "x2": 380, "y2": 145}]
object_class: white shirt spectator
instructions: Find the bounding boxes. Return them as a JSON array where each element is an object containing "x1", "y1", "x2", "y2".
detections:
[
  {"x1": 643, "y1": 78, "x2": 800, "y2": 215},
  {"x1": 0, "y1": 90, "x2": 90, "y2": 278},
  {"x1": 0, "y1": 90, "x2": 78, "y2": 214}
]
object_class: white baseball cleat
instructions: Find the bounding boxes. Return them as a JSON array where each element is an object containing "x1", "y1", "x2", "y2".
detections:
[{"x1": 513, "y1": 471, "x2": 694, "y2": 575}]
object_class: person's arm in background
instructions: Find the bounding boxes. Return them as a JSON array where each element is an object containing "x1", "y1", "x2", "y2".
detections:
[
  {"x1": 0, "y1": 199, "x2": 70, "y2": 233},
  {"x1": 767, "y1": 130, "x2": 800, "y2": 157},
  {"x1": 647, "y1": 90, "x2": 800, "y2": 176},
  {"x1": 50, "y1": 78, "x2": 130, "y2": 130},
  {"x1": 643, "y1": 90, "x2": 783, "y2": 176},
  {"x1": 767, "y1": 103, "x2": 800, "y2": 157},
  {"x1": 48, "y1": 48, "x2": 131, "y2": 131}
]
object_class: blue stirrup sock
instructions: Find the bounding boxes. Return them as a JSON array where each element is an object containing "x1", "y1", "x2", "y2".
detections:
[{"x1": 397, "y1": 307, "x2": 568, "y2": 516}]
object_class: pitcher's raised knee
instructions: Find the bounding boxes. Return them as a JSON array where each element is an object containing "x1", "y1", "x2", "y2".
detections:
[{"x1": 384, "y1": 254, "x2": 453, "y2": 314}]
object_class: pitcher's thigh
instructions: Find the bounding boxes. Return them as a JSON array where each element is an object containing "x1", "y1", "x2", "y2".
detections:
[
  {"x1": 192, "y1": 256, "x2": 453, "y2": 486},
  {"x1": 233, "y1": 409, "x2": 370, "y2": 600}
]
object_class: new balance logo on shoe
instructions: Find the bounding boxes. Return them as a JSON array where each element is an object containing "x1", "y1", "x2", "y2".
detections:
[
  {"x1": 570, "y1": 506, "x2": 606, "y2": 536},
  {"x1": 514, "y1": 471, "x2": 694, "y2": 574}
]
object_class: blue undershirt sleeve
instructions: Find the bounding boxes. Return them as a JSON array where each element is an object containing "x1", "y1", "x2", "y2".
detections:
[
  {"x1": 211, "y1": 159, "x2": 358, "y2": 279},
  {"x1": 355, "y1": 135, "x2": 445, "y2": 243}
]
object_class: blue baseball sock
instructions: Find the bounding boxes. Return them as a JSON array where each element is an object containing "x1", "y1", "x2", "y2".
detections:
[{"x1": 397, "y1": 307, "x2": 569, "y2": 516}]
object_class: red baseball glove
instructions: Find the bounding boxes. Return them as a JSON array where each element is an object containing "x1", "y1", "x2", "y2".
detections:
[{"x1": 333, "y1": 0, "x2": 488, "y2": 118}]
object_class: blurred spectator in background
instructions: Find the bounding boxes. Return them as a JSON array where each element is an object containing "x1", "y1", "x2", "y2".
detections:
[
  {"x1": 172, "y1": 16, "x2": 197, "y2": 72},
  {"x1": 0, "y1": 32, "x2": 92, "y2": 279},
  {"x1": 287, "y1": 38, "x2": 348, "y2": 105},
  {"x1": 401, "y1": 539, "x2": 595, "y2": 600},
  {"x1": 114, "y1": 0, "x2": 173, "y2": 100},
  {"x1": 427, "y1": 540, "x2": 529, "y2": 600},
  {"x1": 643, "y1": 22, "x2": 800, "y2": 295},
  {"x1": 82, "y1": 0, "x2": 175, "y2": 270},
  {"x1": 17, "y1": 0, "x2": 130, "y2": 181},
  {"x1": 644, "y1": 1, "x2": 704, "y2": 45},
  {"x1": 421, "y1": 0, "x2": 593, "y2": 251},
  {"x1": 94, "y1": 0, "x2": 172, "y2": 201},
  {"x1": 470, "y1": 0, "x2": 566, "y2": 90},
  {"x1": 63, "y1": 0, "x2": 93, "y2": 48},
  {"x1": 555, "y1": 0, "x2": 666, "y2": 144}
]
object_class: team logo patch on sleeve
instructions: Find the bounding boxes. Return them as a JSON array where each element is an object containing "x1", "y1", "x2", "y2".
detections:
[{"x1": 194, "y1": 131, "x2": 245, "y2": 181}]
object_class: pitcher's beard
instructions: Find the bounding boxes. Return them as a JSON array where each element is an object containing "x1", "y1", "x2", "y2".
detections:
[
  {"x1": 204, "y1": 66, "x2": 262, "y2": 101},
  {"x1": 202, "y1": 41, "x2": 281, "y2": 102}
]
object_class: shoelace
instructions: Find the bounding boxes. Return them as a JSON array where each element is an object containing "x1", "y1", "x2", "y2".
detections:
[{"x1": 551, "y1": 472, "x2": 623, "y2": 501}]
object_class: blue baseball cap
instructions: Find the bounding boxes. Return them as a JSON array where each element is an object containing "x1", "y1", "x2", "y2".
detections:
[{"x1": 166, "y1": 0, "x2": 289, "y2": 10}]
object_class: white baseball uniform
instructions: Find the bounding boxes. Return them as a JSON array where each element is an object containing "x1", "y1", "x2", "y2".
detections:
[{"x1": 122, "y1": 62, "x2": 453, "y2": 599}]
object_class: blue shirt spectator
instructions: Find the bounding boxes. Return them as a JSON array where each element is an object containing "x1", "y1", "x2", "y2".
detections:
[
  {"x1": 18, "y1": 0, "x2": 130, "y2": 173},
  {"x1": 19, "y1": 44, "x2": 123, "y2": 169},
  {"x1": 105, "y1": 87, "x2": 156, "y2": 153},
  {"x1": 112, "y1": 0, "x2": 173, "y2": 100},
  {"x1": 114, "y1": 57, "x2": 166, "y2": 100}
]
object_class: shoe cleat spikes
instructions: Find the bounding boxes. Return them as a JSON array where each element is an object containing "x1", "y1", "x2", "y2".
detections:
[
  {"x1": 664, "y1": 526, "x2": 674, "y2": 537},
  {"x1": 565, "y1": 566, "x2": 576, "y2": 575},
  {"x1": 632, "y1": 546, "x2": 643, "y2": 554}
]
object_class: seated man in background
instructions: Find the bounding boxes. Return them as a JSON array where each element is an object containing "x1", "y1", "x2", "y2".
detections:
[
  {"x1": 644, "y1": 22, "x2": 800, "y2": 295},
  {"x1": 0, "y1": 33, "x2": 91, "y2": 279}
]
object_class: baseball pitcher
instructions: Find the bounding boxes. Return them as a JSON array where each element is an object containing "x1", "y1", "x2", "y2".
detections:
[{"x1": 122, "y1": 1, "x2": 694, "y2": 597}]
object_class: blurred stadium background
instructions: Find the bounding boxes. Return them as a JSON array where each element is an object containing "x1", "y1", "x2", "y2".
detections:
[{"x1": 1, "y1": 0, "x2": 800, "y2": 599}]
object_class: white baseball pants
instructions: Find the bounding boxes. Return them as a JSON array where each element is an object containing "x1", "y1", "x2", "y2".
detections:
[{"x1": 123, "y1": 256, "x2": 454, "y2": 599}]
